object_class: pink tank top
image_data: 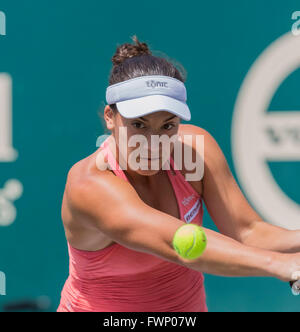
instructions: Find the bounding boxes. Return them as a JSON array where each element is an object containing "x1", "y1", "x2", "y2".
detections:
[{"x1": 57, "y1": 137, "x2": 207, "y2": 312}]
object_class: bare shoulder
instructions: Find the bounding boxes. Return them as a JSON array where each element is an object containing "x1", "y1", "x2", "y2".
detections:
[
  {"x1": 61, "y1": 149, "x2": 138, "y2": 250},
  {"x1": 178, "y1": 124, "x2": 225, "y2": 164},
  {"x1": 178, "y1": 124, "x2": 214, "y2": 141},
  {"x1": 172, "y1": 124, "x2": 204, "y2": 193},
  {"x1": 64, "y1": 148, "x2": 129, "y2": 217},
  {"x1": 178, "y1": 123, "x2": 233, "y2": 191},
  {"x1": 64, "y1": 151, "x2": 104, "y2": 205},
  {"x1": 176, "y1": 123, "x2": 215, "y2": 167},
  {"x1": 61, "y1": 150, "x2": 109, "y2": 228},
  {"x1": 175, "y1": 124, "x2": 226, "y2": 193}
]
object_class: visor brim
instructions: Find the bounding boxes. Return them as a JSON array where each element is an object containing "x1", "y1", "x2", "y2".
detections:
[{"x1": 115, "y1": 95, "x2": 191, "y2": 121}]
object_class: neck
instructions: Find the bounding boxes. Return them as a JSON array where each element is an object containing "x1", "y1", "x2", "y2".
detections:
[{"x1": 123, "y1": 167, "x2": 163, "y2": 188}]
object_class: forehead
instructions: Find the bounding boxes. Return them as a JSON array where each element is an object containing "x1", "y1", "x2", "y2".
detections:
[{"x1": 127, "y1": 111, "x2": 179, "y2": 122}]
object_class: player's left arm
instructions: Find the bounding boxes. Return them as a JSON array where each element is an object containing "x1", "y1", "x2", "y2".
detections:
[{"x1": 182, "y1": 124, "x2": 300, "y2": 253}]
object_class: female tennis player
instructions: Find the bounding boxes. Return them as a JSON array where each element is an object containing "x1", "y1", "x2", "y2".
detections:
[{"x1": 57, "y1": 36, "x2": 300, "y2": 312}]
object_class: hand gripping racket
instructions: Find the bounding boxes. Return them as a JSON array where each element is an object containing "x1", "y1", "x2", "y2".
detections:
[{"x1": 290, "y1": 272, "x2": 300, "y2": 296}]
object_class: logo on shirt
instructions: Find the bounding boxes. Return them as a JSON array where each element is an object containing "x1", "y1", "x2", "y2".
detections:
[
  {"x1": 184, "y1": 199, "x2": 201, "y2": 223},
  {"x1": 182, "y1": 194, "x2": 195, "y2": 206}
]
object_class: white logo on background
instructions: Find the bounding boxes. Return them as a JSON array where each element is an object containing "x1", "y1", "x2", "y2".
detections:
[
  {"x1": 0, "y1": 74, "x2": 17, "y2": 161},
  {"x1": 292, "y1": 11, "x2": 300, "y2": 36},
  {"x1": 0, "y1": 271, "x2": 5, "y2": 295},
  {"x1": 232, "y1": 32, "x2": 300, "y2": 230},
  {"x1": 0, "y1": 179, "x2": 23, "y2": 226},
  {"x1": 0, "y1": 11, "x2": 5, "y2": 36},
  {"x1": 0, "y1": 74, "x2": 23, "y2": 226}
]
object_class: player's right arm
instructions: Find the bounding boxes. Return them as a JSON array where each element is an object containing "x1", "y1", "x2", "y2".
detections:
[{"x1": 65, "y1": 167, "x2": 300, "y2": 284}]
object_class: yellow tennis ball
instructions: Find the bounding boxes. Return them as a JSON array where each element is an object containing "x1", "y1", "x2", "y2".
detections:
[{"x1": 172, "y1": 224, "x2": 207, "y2": 260}]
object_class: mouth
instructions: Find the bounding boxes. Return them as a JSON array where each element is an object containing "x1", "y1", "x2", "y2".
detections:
[{"x1": 140, "y1": 157, "x2": 161, "y2": 161}]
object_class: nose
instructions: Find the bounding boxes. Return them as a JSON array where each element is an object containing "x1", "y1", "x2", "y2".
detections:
[{"x1": 140, "y1": 150, "x2": 161, "y2": 159}]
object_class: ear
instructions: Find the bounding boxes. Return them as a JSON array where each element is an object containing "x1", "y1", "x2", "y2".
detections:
[{"x1": 103, "y1": 105, "x2": 115, "y2": 130}]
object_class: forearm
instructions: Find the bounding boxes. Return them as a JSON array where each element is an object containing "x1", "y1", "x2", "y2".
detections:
[
  {"x1": 181, "y1": 227, "x2": 285, "y2": 280},
  {"x1": 241, "y1": 221, "x2": 300, "y2": 253}
]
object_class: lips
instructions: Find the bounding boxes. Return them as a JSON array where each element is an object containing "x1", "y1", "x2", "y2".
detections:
[
  {"x1": 141, "y1": 157, "x2": 160, "y2": 160},
  {"x1": 139, "y1": 155, "x2": 161, "y2": 160},
  {"x1": 140, "y1": 152, "x2": 162, "y2": 160}
]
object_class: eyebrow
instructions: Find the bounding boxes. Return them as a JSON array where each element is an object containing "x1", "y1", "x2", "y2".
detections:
[{"x1": 138, "y1": 115, "x2": 178, "y2": 122}]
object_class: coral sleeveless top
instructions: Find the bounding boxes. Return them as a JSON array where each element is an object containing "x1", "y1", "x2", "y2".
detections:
[{"x1": 57, "y1": 137, "x2": 207, "y2": 312}]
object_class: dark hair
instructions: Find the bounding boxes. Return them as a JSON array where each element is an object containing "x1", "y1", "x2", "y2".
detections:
[{"x1": 107, "y1": 35, "x2": 187, "y2": 113}]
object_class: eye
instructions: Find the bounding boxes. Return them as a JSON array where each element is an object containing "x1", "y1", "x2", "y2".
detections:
[
  {"x1": 163, "y1": 123, "x2": 176, "y2": 130},
  {"x1": 132, "y1": 122, "x2": 146, "y2": 129}
]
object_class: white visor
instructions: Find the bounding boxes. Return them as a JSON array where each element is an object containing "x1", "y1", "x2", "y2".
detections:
[{"x1": 105, "y1": 75, "x2": 191, "y2": 121}]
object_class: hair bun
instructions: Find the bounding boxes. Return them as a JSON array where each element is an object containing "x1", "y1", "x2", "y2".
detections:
[{"x1": 112, "y1": 35, "x2": 152, "y2": 66}]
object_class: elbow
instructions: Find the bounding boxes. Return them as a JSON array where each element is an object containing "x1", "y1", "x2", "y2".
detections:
[{"x1": 238, "y1": 223, "x2": 257, "y2": 246}]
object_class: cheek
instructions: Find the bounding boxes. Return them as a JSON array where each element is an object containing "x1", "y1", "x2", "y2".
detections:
[
  {"x1": 114, "y1": 124, "x2": 133, "y2": 142},
  {"x1": 118, "y1": 133, "x2": 141, "y2": 156}
]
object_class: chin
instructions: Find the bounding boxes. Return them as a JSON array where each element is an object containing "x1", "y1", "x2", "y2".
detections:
[{"x1": 135, "y1": 168, "x2": 161, "y2": 176}]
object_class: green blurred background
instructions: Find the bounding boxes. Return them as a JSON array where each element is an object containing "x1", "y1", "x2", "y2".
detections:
[{"x1": 0, "y1": 0, "x2": 299, "y2": 312}]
